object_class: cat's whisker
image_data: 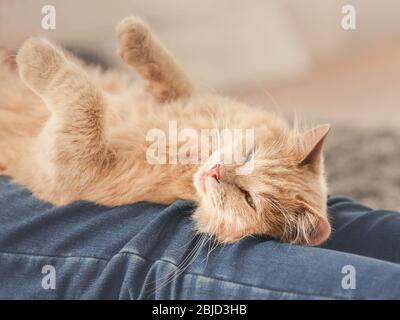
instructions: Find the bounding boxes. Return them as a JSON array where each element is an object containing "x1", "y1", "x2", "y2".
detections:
[
  {"x1": 167, "y1": 231, "x2": 199, "y2": 254},
  {"x1": 147, "y1": 233, "x2": 208, "y2": 297},
  {"x1": 160, "y1": 233, "x2": 208, "y2": 293},
  {"x1": 144, "y1": 233, "x2": 203, "y2": 289},
  {"x1": 261, "y1": 88, "x2": 282, "y2": 114},
  {"x1": 267, "y1": 197, "x2": 296, "y2": 242},
  {"x1": 201, "y1": 236, "x2": 220, "y2": 269}
]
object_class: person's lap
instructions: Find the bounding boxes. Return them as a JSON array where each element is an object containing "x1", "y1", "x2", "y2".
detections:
[
  {"x1": 321, "y1": 196, "x2": 400, "y2": 264},
  {"x1": 0, "y1": 176, "x2": 399, "y2": 299}
]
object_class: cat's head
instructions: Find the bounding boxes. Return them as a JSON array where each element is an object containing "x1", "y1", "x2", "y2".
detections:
[{"x1": 193, "y1": 124, "x2": 331, "y2": 245}]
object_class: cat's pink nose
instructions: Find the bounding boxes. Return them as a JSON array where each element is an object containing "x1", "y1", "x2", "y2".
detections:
[{"x1": 206, "y1": 165, "x2": 220, "y2": 182}]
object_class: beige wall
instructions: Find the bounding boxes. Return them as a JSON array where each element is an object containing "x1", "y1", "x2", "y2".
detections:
[
  {"x1": 1, "y1": 0, "x2": 400, "y2": 88},
  {"x1": 282, "y1": 0, "x2": 400, "y2": 61}
]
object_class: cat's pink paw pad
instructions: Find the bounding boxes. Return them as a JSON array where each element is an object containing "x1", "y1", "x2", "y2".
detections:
[{"x1": 115, "y1": 16, "x2": 151, "y2": 63}]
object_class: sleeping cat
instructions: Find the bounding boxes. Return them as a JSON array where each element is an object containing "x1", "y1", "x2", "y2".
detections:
[{"x1": 0, "y1": 16, "x2": 331, "y2": 245}]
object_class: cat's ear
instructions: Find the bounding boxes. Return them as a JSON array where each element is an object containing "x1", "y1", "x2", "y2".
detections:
[
  {"x1": 300, "y1": 201, "x2": 331, "y2": 246},
  {"x1": 297, "y1": 124, "x2": 330, "y2": 170}
]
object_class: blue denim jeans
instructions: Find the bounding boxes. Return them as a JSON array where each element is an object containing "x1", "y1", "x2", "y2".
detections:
[{"x1": 0, "y1": 176, "x2": 399, "y2": 299}]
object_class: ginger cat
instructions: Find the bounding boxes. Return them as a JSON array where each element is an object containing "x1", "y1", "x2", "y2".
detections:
[{"x1": 0, "y1": 16, "x2": 331, "y2": 245}]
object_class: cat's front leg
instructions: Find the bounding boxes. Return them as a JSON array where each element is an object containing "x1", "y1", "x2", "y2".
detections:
[
  {"x1": 116, "y1": 16, "x2": 194, "y2": 103},
  {"x1": 16, "y1": 38, "x2": 115, "y2": 186},
  {"x1": 16, "y1": 38, "x2": 66, "y2": 96}
]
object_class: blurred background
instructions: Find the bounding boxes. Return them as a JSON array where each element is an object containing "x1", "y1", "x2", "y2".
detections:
[{"x1": 1, "y1": 0, "x2": 399, "y2": 209}]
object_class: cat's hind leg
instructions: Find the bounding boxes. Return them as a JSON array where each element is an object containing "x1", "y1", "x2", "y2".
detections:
[{"x1": 116, "y1": 16, "x2": 194, "y2": 103}]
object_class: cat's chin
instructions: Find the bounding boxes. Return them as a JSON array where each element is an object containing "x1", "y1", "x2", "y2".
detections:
[{"x1": 192, "y1": 206, "x2": 249, "y2": 244}]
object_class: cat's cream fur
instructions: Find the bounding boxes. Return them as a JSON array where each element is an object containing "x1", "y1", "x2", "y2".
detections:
[{"x1": 0, "y1": 16, "x2": 331, "y2": 245}]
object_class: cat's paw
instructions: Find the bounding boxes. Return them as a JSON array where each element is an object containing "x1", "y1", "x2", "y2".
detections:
[
  {"x1": 16, "y1": 38, "x2": 65, "y2": 93},
  {"x1": 116, "y1": 16, "x2": 152, "y2": 65}
]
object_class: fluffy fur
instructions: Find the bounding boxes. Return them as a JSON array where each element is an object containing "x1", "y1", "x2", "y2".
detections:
[{"x1": 0, "y1": 16, "x2": 331, "y2": 245}]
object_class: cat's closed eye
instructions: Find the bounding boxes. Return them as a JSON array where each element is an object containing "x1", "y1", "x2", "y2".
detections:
[
  {"x1": 244, "y1": 149, "x2": 254, "y2": 164},
  {"x1": 243, "y1": 190, "x2": 256, "y2": 210}
]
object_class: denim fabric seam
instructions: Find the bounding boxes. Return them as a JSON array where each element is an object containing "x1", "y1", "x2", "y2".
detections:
[
  {"x1": 116, "y1": 251, "x2": 347, "y2": 300},
  {"x1": 0, "y1": 249, "x2": 110, "y2": 262},
  {"x1": 0, "y1": 249, "x2": 366, "y2": 299},
  {"x1": 181, "y1": 273, "x2": 333, "y2": 300}
]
